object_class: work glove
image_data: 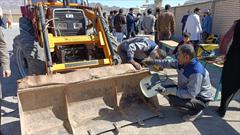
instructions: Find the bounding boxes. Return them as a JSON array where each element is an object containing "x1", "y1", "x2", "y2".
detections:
[
  {"x1": 160, "y1": 88, "x2": 177, "y2": 96},
  {"x1": 142, "y1": 58, "x2": 155, "y2": 65}
]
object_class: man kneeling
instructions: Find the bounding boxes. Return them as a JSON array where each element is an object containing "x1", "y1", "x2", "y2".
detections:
[
  {"x1": 117, "y1": 37, "x2": 166, "y2": 70},
  {"x1": 143, "y1": 44, "x2": 213, "y2": 121}
]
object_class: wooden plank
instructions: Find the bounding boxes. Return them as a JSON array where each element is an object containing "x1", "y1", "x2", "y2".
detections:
[
  {"x1": 160, "y1": 40, "x2": 179, "y2": 52},
  {"x1": 212, "y1": 62, "x2": 223, "y2": 68}
]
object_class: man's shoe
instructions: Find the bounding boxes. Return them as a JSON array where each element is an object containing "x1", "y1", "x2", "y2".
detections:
[
  {"x1": 182, "y1": 110, "x2": 203, "y2": 122},
  {"x1": 216, "y1": 108, "x2": 226, "y2": 117}
]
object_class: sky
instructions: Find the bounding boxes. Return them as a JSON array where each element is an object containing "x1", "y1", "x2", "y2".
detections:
[{"x1": 88, "y1": 0, "x2": 187, "y2": 8}]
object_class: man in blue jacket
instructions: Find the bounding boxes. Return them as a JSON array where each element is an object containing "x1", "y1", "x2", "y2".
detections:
[
  {"x1": 143, "y1": 44, "x2": 213, "y2": 121},
  {"x1": 117, "y1": 37, "x2": 166, "y2": 70},
  {"x1": 202, "y1": 9, "x2": 212, "y2": 43},
  {"x1": 126, "y1": 8, "x2": 139, "y2": 39}
]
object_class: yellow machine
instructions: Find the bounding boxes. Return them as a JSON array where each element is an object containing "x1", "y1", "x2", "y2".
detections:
[
  {"x1": 14, "y1": 0, "x2": 120, "y2": 76},
  {"x1": 14, "y1": 1, "x2": 162, "y2": 134}
]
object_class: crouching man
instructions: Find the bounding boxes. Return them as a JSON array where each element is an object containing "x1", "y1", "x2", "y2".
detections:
[
  {"x1": 143, "y1": 44, "x2": 213, "y2": 121},
  {"x1": 117, "y1": 37, "x2": 166, "y2": 70}
]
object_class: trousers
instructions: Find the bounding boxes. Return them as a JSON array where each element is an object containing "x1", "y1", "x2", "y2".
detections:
[{"x1": 167, "y1": 95, "x2": 209, "y2": 115}]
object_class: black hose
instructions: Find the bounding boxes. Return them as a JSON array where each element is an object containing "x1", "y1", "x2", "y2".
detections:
[{"x1": 96, "y1": 10, "x2": 116, "y2": 60}]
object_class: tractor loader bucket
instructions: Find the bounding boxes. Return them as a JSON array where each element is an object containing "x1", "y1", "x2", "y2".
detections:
[{"x1": 17, "y1": 64, "x2": 162, "y2": 135}]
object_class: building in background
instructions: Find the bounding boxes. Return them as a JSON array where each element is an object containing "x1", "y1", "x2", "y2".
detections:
[{"x1": 173, "y1": 0, "x2": 240, "y2": 36}]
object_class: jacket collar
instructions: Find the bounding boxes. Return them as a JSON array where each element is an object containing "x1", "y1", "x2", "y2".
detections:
[{"x1": 179, "y1": 58, "x2": 198, "y2": 69}]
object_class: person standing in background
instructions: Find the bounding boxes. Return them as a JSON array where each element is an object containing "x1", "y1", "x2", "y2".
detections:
[
  {"x1": 157, "y1": 4, "x2": 175, "y2": 41},
  {"x1": 114, "y1": 9, "x2": 126, "y2": 43},
  {"x1": 126, "y1": 8, "x2": 138, "y2": 39},
  {"x1": 108, "y1": 11, "x2": 114, "y2": 33},
  {"x1": 103, "y1": 12, "x2": 107, "y2": 19},
  {"x1": 154, "y1": 7, "x2": 161, "y2": 44},
  {"x1": 202, "y1": 9, "x2": 212, "y2": 43},
  {"x1": 184, "y1": 8, "x2": 202, "y2": 50},
  {"x1": 112, "y1": 10, "x2": 118, "y2": 35},
  {"x1": 0, "y1": 23, "x2": 12, "y2": 133},
  {"x1": 181, "y1": 10, "x2": 190, "y2": 35},
  {"x1": 217, "y1": 19, "x2": 240, "y2": 117},
  {"x1": 142, "y1": 8, "x2": 155, "y2": 35}
]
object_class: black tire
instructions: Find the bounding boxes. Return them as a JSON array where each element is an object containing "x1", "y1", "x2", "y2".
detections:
[
  {"x1": 13, "y1": 17, "x2": 46, "y2": 77},
  {"x1": 98, "y1": 13, "x2": 122, "y2": 65},
  {"x1": 108, "y1": 34, "x2": 122, "y2": 65}
]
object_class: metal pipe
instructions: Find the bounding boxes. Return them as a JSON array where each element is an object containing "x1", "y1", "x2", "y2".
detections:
[
  {"x1": 63, "y1": 0, "x2": 69, "y2": 7},
  {"x1": 39, "y1": 4, "x2": 53, "y2": 68}
]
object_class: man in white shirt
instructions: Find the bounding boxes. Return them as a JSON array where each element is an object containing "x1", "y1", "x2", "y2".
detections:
[{"x1": 184, "y1": 8, "x2": 202, "y2": 50}]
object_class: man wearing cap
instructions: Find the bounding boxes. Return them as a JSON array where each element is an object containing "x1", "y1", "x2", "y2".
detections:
[
  {"x1": 202, "y1": 9, "x2": 212, "y2": 43},
  {"x1": 117, "y1": 37, "x2": 166, "y2": 70}
]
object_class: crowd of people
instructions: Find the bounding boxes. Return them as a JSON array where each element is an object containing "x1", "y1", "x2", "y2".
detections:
[{"x1": 105, "y1": 5, "x2": 213, "y2": 46}]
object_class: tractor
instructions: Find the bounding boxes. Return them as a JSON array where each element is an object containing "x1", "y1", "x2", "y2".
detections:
[{"x1": 14, "y1": 0, "x2": 120, "y2": 77}]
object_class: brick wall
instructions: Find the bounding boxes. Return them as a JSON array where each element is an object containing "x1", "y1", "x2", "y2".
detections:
[
  {"x1": 173, "y1": 0, "x2": 240, "y2": 36},
  {"x1": 212, "y1": 0, "x2": 240, "y2": 36}
]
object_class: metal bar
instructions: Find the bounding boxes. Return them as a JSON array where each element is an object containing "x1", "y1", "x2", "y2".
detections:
[{"x1": 39, "y1": 4, "x2": 53, "y2": 67}]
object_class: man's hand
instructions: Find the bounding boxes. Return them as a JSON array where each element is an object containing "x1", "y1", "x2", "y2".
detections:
[
  {"x1": 155, "y1": 85, "x2": 166, "y2": 93},
  {"x1": 142, "y1": 58, "x2": 155, "y2": 65},
  {"x1": 3, "y1": 69, "x2": 11, "y2": 78},
  {"x1": 160, "y1": 88, "x2": 177, "y2": 96},
  {"x1": 129, "y1": 60, "x2": 142, "y2": 70}
]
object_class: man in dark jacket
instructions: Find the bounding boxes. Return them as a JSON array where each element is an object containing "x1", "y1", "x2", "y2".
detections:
[
  {"x1": 114, "y1": 9, "x2": 126, "y2": 43},
  {"x1": 157, "y1": 4, "x2": 175, "y2": 41},
  {"x1": 181, "y1": 10, "x2": 190, "y2": 35},
  {"x1": 0, "y1": 27, "x2": 11, "y2": 132},
  {"x1": 108, "y1": 11, "x2": 114, "y2": 33},
  {"x1": 126, "y1": 8, "x2": 138, "y2": 39}
]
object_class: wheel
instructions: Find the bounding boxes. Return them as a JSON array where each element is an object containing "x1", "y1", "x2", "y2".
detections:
[
  {"x1": 13, "y1": 36, "x2": 46, "y2": 77},
  {"x1": 15, "y1": 41, "x2": 29, "y2": 77},
  {"x1": 13, "y1": 17, "x2": 46, "y2": 78},
  {"x1": 98, "y1": 14, "x2": 122, "y2": 65},
  {"x1": 108, "y1": 34, "x2": 122, "y2": 65}
]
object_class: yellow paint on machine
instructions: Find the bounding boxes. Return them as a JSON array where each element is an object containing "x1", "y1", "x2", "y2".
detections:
[
  {"x1": 98, "y1": 32, "x2": 105, "y2": 46},
  {"x1": 48, "y1": 34, "x2": 98, "y2": 52}
]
